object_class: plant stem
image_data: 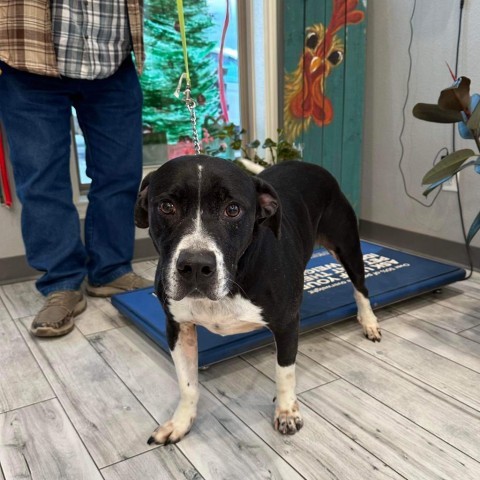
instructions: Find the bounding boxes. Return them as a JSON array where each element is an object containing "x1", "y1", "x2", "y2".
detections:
[
  {"x1": 241, "y1": 146, "x2": 251, "y2": 160},
  {"x1": 472, "y1": 131, "x2": 480, "y2": 153},
  {"x1": 269, "y1": 146, "x2": 275, "y2": 164}
]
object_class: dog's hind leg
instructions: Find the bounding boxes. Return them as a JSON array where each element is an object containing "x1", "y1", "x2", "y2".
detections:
[
  {"x1": 317, "y1": 202, "x2": 381, "y2": 342},
  {"x1": 271, "y1": 319, "x2": 304, "y2": 434},
  {"x1": 148, "y1": 322, "x2": 199, "y2": 445},
  {"x1": 331, "y1": 241, "x2": 381, "y2": 342},
  {"x1": 353, "y1": 285, "x2": 381, "y2": 342}
]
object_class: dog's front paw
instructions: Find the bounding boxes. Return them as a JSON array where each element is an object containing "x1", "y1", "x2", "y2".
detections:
[
  {"x1": 274, "y1": 402, "x2": 304, "y2": 435},
  {"x1": 147, "y1": 415, "x2": 194, "y2": 445}
]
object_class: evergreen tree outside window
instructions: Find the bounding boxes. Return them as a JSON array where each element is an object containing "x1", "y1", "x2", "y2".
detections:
[{"x1": 74, "y1": 0, "x2": 241, "y2": 185}]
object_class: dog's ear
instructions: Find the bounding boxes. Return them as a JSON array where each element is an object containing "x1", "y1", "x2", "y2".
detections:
[
  {"x1": 253, "y1": 176, "x2": 282, "y2": 238},
  {"x1": 135, "y1": 172, "x2": 153, "y2": 228}
]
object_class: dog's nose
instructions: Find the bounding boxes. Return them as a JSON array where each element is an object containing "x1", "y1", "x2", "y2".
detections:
[{"x1": 176, "y1": 250, "x2": 217, "y2": 280}]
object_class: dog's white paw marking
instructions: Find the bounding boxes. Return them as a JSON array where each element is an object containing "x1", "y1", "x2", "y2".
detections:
[
  {"x1": 274, "y1": 401, "x2": 304, "y2": 435},
  {"x1": 358, "y1": 311, "x2": 382, "y2": 342},
  {"x1": 147, "y1": 414, "x2": 194, "y2": 445},
  {"x1": 361, "y1": 321, "x2": 382, "y2": 342},
  {"x1": 354, "y1": 290, "x2": 382, "y2": 342}
]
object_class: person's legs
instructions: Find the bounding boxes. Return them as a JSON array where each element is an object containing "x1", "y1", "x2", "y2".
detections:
[
  {"x1": 74, "y1": 56, "x2": 143, "y2": 286},
  {"x1": 0, "y1": 61, "x2": 87, "y2": 296}
]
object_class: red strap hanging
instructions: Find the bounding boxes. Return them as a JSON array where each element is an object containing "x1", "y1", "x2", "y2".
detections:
[
  {"x1": 218, "y1": 0, "x2": 230, "y2": 123},
  {"x1": 0, "y1": 130, "x2": 12, "y2": 208}
]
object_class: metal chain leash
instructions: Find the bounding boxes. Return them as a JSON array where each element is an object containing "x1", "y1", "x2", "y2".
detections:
[
  {"x1": 175, "y1": 73, "x2": 201, "y2": 155},
  {"x1": 174, "y1": 0, "x2": 200, "y2": 156},
  {"x1": 184, "y1": 89, "x2": 201, "y2": 155}
]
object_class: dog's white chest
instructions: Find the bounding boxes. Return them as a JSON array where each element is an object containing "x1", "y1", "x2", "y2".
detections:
[{"x1": 168, "y1": 295, "x2": 266, "y2": 336}]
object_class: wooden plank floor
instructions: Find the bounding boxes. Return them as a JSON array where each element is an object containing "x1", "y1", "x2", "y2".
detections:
[{"x1": 1, "y1": 261, "x2": 480, "y2": 479}]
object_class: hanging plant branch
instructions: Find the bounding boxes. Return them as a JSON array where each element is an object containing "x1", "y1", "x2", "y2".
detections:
[
  {"x1": 413, "y1": 75, "x2": 480, "y2": 244},
  {"x1": 421, "y1": 149, "x2": 476, "y2": 185}
]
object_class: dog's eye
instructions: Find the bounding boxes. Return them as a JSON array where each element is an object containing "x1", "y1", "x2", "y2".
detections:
[
  {"x1": 225, "y1": 203, "x2": 241, "y2": 218},
  {"x1": 159, "y1": 201, "x2": 176, "y2": 215}
]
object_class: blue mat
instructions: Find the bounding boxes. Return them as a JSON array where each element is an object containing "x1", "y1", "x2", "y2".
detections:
[{"x1": 112, "y1": 241, "x2": 465, "y2": 367}]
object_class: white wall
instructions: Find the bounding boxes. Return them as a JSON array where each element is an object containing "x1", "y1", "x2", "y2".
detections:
[{"x1": 362, "y1": 0, "x2": 480, "y2": 249}]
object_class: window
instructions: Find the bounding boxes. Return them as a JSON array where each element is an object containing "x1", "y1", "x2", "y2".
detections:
[{"x1": 72, "y1": 0, "x2": 280, "y2": 191}]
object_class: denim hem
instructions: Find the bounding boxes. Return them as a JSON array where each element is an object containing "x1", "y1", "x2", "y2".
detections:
[
  {"x1": 40, "y1": 284, "x2": 84, "y2": 297},
  {"x1": 88, "y1": 266, "x2": 133, "y2": 287}
]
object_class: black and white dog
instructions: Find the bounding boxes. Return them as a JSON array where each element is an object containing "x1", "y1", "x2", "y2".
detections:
[{"x1": 135, "y1": 155, "x2": 381, "y2": 445}]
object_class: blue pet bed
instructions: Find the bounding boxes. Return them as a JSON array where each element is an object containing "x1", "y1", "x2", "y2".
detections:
[{"x1": 112, "y1": 241, "x2": 465, "y2": 367}]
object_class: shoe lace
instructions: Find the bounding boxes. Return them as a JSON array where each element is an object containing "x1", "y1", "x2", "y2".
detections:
[
  {"x1": 42, "y1": 292, "x2": 77, "y2": 309},
  {"x1": 125, "y1": 272, "x2": 145, "y2": 288}
]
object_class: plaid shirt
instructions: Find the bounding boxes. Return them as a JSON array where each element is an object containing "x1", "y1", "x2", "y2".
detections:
[
  {"x1": 0, "y1": 0, "x2": 144, "y2": 78},
  {"x1": 51, "y1": 0, "x2": 130, "y2": 79}
]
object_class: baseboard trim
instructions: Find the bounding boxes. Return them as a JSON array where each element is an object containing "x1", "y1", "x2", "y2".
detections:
[
  {"x1": 0, "y1": 255, "x2": 38, "y2": 286},
  {"x1": 133, "y1": 236, "x2": 158, "y2": 261},
  {"x1": 360, "y1": 220, "x2": 480, "y2": 271},
  {"x1": 0, "y1": 238, "x2": 158, "y2": 286}
]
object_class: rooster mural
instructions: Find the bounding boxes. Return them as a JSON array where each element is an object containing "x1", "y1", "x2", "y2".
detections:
[{"x1": 284, "y1": 0, "x2": 365, "y2": 142}]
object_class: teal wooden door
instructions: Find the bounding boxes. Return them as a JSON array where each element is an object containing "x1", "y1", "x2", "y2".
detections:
[{"x1": 282, "y1": 0, "x2": 367, "y2": 213}]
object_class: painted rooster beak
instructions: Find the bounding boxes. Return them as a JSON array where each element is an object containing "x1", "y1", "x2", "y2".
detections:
[{"x1": 310, "y1": 56, "x2": 322, "y2": 73}]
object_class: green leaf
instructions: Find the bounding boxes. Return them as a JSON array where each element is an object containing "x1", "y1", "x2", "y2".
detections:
[
  {"x1": 423, "y1": 161, "x2": 478, "y2": 195},
  {"x1": 412, "y1": 103, "x2": 463, "y2": 123},
  {"x1": 467, "y1": 102, "x2": 480, "y2": 131},
  {"x1": 422, "y1": 149, "x2": 475, "y2": 184},
  {"x1": 247, "y1": 140, "x2": 260, "y2": 149},
  {"x1": 422, "y1": 177, "x2": 451, "y2": 196},
  {"x1": 467, "y1": 210, "x2": 480, "y2": 244},
  {"x1": 230, "y1": 139, "x2": 242, "y2": 150},
  {"x1": 262, "y1": 138, "x2": 276, "y2": 148}
]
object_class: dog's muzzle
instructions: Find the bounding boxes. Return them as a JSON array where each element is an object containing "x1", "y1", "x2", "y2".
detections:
[{"x1": 175, "y1": 249, "x2": 218, "y2": 299}]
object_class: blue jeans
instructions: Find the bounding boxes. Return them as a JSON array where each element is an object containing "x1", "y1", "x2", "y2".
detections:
[{"x1": 0, "y1": 56, "x2": 143, "y2": 295}]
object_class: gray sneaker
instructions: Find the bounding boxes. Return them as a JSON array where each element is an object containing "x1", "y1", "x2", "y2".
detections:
[
  {"x1": 86, "y1": 272, "x2": 153, "y2": 297},
  {"x1": 30, "y1": 290, "x2": 87, "y2": 337}
]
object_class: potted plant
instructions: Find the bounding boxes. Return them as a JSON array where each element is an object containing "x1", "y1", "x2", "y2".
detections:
[
  {"x1": 413, "y1": 75, "x2": 480, "y2": 244},
  {"x1": 201, "y1": 117, "x2": 302, "y2": 174}
]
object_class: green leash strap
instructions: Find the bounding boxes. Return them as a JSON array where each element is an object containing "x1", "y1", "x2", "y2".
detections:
[
  {"x1": 174, "y1": 0, "x2": 200, "y2": 154},
  {"x1": 176, "y1": 0, "x2": 191, "y2": 88}
]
